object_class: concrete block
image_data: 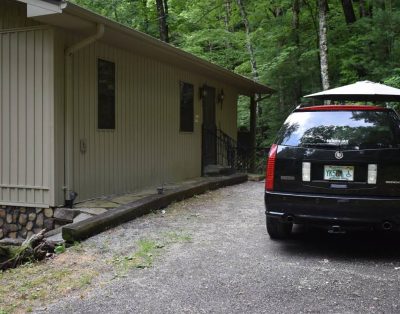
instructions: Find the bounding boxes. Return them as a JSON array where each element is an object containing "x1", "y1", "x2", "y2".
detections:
[
  {"x1": 54, "y1": 208, "x2": 78, "y2": 222},
  {"x1": 73, "y1": 213, "x2": 93, "y2": 223}
]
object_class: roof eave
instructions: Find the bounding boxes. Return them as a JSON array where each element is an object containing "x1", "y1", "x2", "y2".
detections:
[{"x1": 35, "y1": 2, "x2": 273, "y2": 96}]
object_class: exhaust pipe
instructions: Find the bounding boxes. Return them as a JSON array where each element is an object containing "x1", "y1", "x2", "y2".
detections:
[
  {"x1": 382, "y1": 221, "x2": 393, "y2": 231},
  {"x1": 286, "y1": 215, "x2": 294, "y2": 223}
]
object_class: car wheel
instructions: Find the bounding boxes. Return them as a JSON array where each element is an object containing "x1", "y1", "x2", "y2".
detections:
[{"x1": 266, "y1": 216, "x2": 293, "y2": 239}]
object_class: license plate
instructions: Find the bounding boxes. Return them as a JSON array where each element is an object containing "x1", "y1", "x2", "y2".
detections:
[{"x1": 324, "y1": 165, "x2": 354, "y2": 181}]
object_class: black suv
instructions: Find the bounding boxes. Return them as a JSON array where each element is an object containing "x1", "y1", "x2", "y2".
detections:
[{"x1": 264, "y1": 105, "x2": 400, "y2": 239}]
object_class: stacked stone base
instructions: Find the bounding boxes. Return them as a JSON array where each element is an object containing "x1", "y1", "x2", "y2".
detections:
[{"x1": 0, "y1": 206, "x2": 55, "y2": 240}]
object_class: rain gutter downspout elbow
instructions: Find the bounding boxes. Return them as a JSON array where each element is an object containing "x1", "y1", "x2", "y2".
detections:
[
  {"x1": 64, "y1": 24, "x2": 105, "y2": 205},
  {"x1": 65, "y1": 24, "x2": 105, "y2": 57}
]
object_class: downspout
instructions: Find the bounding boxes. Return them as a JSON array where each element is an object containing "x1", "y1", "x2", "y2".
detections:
[{"x1": 64, "y1": 24, "x2": 105, "y2": 207}]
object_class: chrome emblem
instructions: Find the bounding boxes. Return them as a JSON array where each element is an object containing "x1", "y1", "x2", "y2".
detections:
[{"x1": 335, "y1": 151, "x2": 343, "y2": 159}]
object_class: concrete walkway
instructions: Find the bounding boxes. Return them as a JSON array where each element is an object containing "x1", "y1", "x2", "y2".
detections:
[{"x1": 47, "y1": 174, "x2": 247, "y2": 243}]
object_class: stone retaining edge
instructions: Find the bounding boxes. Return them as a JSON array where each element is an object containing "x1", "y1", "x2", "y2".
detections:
[{"x1": 62, "y1": 174, "x2": 248, "y2": 242}]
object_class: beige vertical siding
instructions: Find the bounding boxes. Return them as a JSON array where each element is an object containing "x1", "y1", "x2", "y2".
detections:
[
  {"x1": 54, "y1": 35, "x2": 239, "y2": 203},
  {"x1": 53, "y1": 29, "x2": 67, "y2": 206},
  {"x1": 0, "y1": 28, "x2": 54, "y2": 207},
  {"x1": 215, "y1": 85, "x2": 238, "y2": 140},
  {"x1": 0, "y1": 0, "x2": 41, "y2": 30},
  {"x1": 0, "y1": 1, "x2": 244, "y2": 208}
]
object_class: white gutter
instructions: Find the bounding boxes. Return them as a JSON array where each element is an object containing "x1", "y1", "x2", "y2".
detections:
[{"x1": 64, "y1": 24, "x2": 105, "y2": 204}]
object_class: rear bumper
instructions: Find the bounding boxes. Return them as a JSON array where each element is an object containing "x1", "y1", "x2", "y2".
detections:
[{"x1": 265, "y1": 191, "x2": 400, "y2": 228}]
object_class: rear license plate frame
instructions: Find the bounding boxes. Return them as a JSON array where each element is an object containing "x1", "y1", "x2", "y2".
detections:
[{"x1": 324, "y1": 165, "x2": 354, "y2": 181}]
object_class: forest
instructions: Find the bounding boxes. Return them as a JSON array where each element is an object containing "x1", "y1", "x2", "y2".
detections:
[{"x1": 71, "y1": 0, "x2": 400, "y2": 147}]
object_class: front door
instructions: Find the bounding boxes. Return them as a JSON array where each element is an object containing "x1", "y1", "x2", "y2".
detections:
[{"x1": 202, "y1": 86, "x2": 217, "y2": 168}]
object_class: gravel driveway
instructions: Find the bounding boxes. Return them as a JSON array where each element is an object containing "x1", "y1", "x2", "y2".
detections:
[{"x1": 37, "y1": 181, "x2": 400, "y2": 313}]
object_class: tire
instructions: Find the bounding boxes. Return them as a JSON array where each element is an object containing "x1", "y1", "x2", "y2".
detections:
[{"x1": 266, "y1": 216, "x2": 293, "y2": 239}]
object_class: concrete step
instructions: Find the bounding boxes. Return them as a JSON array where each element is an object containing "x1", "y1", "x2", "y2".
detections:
[{"x1": 204, "y1": 164, "x2": 234, "y2": 176}]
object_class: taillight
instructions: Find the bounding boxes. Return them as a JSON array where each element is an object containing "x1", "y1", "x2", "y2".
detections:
[{"x1": 265, "y1": 144, "x2": 278, "y2": 191}]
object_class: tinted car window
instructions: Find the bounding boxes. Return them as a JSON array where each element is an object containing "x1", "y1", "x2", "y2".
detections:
[{"x1": 276, "y1": 110, "x2": 400, "y2": 149}]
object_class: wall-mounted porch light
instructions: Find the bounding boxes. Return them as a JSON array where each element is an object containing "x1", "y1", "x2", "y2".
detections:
[{"x1": 199, "y1": 84, "x2": 208, "y2": 99}]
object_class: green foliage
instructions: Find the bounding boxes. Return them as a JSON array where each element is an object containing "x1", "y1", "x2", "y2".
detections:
[
  {"x1": 111, "y1": 231, "x2": 191, "y2": 275},
  {"x1": 71, "y1": 0, "x2": 400, "y2": 145},
  {"x1": 54, "y1": 243, "x2": 66, "y2": 255},
  {"x1": 111, "y1": 239, "x2": 158, "y2": 274}
]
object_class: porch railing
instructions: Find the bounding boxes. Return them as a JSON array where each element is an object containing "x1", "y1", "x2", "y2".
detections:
[{"x1": 202, "y1": 127, "x2": 268, "y2": 174}]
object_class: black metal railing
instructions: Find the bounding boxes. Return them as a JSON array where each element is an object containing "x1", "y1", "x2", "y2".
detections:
[
  {"x1": 203, "y1": 127, "x2": 236, "y2": 170},
  {"x1": 202, "y1": 127, "x2": 269, "y2": 175},
  {"x1": 236, "y1": 146, "x2": 269, "y2": 174}
]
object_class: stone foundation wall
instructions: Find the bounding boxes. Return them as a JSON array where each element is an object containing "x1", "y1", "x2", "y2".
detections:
[{"x1": 0, "y1": 206, "x2": 55, "y2": 239}]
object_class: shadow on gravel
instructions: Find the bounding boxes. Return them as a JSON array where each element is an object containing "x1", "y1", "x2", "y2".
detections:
[{"x1": 278, "y1": 225, "x2": 400, "y2": 261}]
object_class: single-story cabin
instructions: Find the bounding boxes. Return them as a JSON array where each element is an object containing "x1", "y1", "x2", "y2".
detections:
[{"x1": 0, "y1": 0, "x2": 272, "y2": 238}]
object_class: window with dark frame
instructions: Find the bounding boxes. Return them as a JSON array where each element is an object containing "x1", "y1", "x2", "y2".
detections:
[
  {"x1": 180, "y1": 81, "x2": 194, "y2": 132},
  {"x1": 98, "y1": 59, "x2": 116, "y2": 130}
]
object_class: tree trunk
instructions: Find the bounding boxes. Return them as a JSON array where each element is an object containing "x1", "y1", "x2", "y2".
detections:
[
  {"x1": 376, "y1": 0, "x2": 386, "y2": 10},
  {"x1": 236, "y1": 0, "x2": 259, "y2": 82},
  {"x1": 292, "y1": 0, "x2": 302, "y2": 105},
  {"x1": 155, "y1": 0, "x2": 169, "y2": 43},
  {"x1": 318, "y1": 0, "x2": 330, "y2": 90},
  {"x1": 249, "y1": 96, "x2": 257, "y2": 173},
  {"x1": 269, "y1": 7, "x2": 284, "y2": 18},
  {"x1": 223, "y1": 0, "x2": 233, "y2": 66},
  {"x1": 236, "y1": 0, "x2": 261, "y2": 117},
  {"x1": 304, "y1": 0, "x2": 322, "y2": 83},
  {"x1": 224, "y1": 0, "x2": 232, "y2": 31},
  {"x1": 142, "y1": 0, "x2": 150, "y2": 33},
  {"x1": 292, "y1": 0, "x2": 300, "y2": 45},
  {"x1": 341, "y1": 0, "x2": 356, "y2": 24},
  {"x1": 359, "y1": 0, "x2": 370, "y2": 17}
]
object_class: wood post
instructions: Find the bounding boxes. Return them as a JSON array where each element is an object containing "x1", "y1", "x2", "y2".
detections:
[{"x1": 249, "y1": 95, "x2": 257, "y2": 173}]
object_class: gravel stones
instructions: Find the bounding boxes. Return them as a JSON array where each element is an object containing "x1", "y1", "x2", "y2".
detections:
[{"x1": 40, "y1": 182, "x2": 400, "y2": 314}]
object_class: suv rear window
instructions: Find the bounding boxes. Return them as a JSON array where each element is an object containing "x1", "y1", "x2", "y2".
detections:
[{"x1": 276, "y1": 110, "x2": 400, "y2": 150}]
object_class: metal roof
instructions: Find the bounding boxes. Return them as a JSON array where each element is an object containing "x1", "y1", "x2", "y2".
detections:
[{"x1": 33, "y1": 2, "x2": 273, "y2": 96}]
